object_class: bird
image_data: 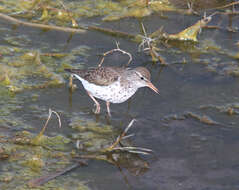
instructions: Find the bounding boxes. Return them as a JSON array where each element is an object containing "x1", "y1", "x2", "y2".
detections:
[{"x1": 65, "y1": 66, "x2": 159, "y2": 117}]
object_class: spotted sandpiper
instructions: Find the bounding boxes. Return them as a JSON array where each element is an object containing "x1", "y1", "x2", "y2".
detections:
[{"x1": 65, "y1": 66, "x2": 159, "y2": 116}]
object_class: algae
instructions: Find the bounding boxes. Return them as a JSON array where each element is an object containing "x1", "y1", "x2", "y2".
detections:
[
  {"x1": 0, "y1": 44, "x2": 90, "y2": 94},
  {"x1": 69, "y1": 117, "x2": 115, "y2": 152},
  {"x1": 0, "y1": 0, "x2": 182, "y2": 23},
  {"x1": 200, "y1": 103, "x2": 239, "y2": 115},
  {"x1": 0, "y1": 0, "x2": 238, "y2": 189},
  {"x1": 0, "y1": 128, "x2": 89, "y2": 190}
]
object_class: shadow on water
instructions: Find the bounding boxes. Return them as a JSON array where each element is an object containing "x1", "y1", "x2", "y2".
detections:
[{"x1": 1, "y1": 0, "x2": 239, "y2": 189}]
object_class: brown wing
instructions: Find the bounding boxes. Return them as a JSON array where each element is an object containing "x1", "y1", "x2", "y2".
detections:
[{"x1": 65, "y1": 67, "x2": 121, "y2": 86}]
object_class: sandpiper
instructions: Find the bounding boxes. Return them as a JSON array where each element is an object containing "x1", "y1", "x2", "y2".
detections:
[{"x1": 65, "y1": 66, "x2": 159, "y2": 116}]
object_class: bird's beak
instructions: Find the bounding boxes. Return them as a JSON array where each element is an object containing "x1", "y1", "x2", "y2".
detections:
[{"x1": 147, "y1": 82, "x2": 159, "y2": 94}]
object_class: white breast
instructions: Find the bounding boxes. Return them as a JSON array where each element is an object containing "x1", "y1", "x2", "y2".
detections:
[{"x1": 74, "y1": 74, "x2": 137, "y2": 103}]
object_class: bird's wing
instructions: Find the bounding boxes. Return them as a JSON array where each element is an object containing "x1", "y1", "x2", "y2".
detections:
[{"x1": 65, "y1": 67, "x2": 121, "y2": 86}]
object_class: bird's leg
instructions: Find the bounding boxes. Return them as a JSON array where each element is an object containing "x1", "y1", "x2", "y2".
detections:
[
  {"x1": 106, "y1": 101, "x2": 111, "y2": 117},
  {"x1": 86, "y1": 91, "x2": 100, "y2": 114}
]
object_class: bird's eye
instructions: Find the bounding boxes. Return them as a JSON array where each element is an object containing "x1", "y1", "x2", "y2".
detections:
[{"x1": 140, "y1": 77, "x2": 144, "y2": 80}]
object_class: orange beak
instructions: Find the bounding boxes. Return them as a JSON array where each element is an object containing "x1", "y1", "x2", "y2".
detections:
[{"x1": 147, "y1": 82, "x2": 159, "y2": 94}]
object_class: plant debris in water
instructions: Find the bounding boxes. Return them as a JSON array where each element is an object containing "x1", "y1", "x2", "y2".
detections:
[
  {"x1": 0, "y1": 0, "x2": 239, "y2": 189},
  {"x1": 0, "y1": 130, "x2": 91, "y2": 189}
]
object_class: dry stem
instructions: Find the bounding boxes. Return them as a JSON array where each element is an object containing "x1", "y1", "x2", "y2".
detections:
[
  {"x1": 39, "y1": 108, "x2": 61, "y2": 136},
  {"x1": 139, "y1": 23, "x2": 166, "y2": 64},
  {"x1": 0, "y1": 13, "x2": 85, "y2": 33},
  {"x1": 208, "y1": 1, "x2": 239, "y2": 10},
  {"x1": 103, "y1": 119, "x2": 153, "y2": 155},
  {"x1": 28, "y1": 161, "x2": 87, "y2": 187},
  {"x1": 107, "y1": 119, "x2": 136, "y2": 150},
  {"x1": 98, "y1": 41, "x2": 132, "y2": 67}
]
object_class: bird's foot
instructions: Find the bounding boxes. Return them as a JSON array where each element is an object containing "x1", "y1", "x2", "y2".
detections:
[
  {"x1": 107, "y1": 111, "x2": 111, "y2": 117},
  {"x1": 93, "y1": 104, "x2": 100, "y2": 114}
]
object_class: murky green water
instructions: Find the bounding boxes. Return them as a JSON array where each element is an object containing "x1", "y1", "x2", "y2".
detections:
[{"x1": 0, "y1": 0, "x2": 239, "y2": 189}]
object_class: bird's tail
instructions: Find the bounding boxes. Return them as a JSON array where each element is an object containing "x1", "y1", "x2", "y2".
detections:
[
  {"x1": 64, "y1": 68, "x2": 74, "y2": 73},
  {"x1": 64, "y1": 68, "x2": 84, "y2": 74}
]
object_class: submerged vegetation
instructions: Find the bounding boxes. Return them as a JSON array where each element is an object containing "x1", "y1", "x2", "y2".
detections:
[{"x1": 0, "y1": 0, "x2": 239, "y2": 189}]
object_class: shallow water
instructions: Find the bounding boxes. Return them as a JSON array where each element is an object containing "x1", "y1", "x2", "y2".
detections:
[{"x1": 1, "y1": 0, "x2": 239, "y2": 189}]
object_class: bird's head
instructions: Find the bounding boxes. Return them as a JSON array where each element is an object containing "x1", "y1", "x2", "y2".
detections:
[{"x1": 133, "y1": 67, "x2": 159, "y2": 94}]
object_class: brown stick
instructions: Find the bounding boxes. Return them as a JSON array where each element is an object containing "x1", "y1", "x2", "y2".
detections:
[
  {"x1": 0, "y1": 13, "x2": 86, "y2": 33},
  {"x1": 107, "y1": 119, "x2": 136, "y2": 150},
  {"x1": 0, "y1": 12, "x2": 139, "y2": 40},
  {"x1": 28, "y1": 161, "x2": 87, "y2": 187},
  {"x1": 88, "y1": 25, "x2": 136, "y2": 40},
  {"x1": 98, "y1": 41, "x2": 132, "y2": 67},
  {"x1": 208, "y1": 1, "x2": 239, "y2": 10}
]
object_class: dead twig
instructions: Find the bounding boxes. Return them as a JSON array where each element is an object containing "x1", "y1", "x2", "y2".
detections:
[
  {"x1": 28, "y1": 160, "x2": 87, "y2": 187},
  {"x1": 185, "y1": 1, "x2": 199, "y2": 15},
  {"x1": 39, "y1": 108, "x2": 61, "y2": 136},
  {"x1": 107, "y1": 119, "x2": 136, "y2": 150},
  {"x1": 75, "y1": 120, "x2": 153, "y2": 157},
  {"x1": 202, "y1": 11, "x2": 238, "y2": 33},
  {"x1": 0, "y1": 12, "x2": 138, "y2": 41},
  {"x1": 121, "y1": 134, "x2": 135, "y2": 140},
  {"x1": 98, "y1": 41, "x2": 132, "y2": 67},
  {"x1": 0, "y1": 12, "x2": 85, "y2": 33},
  {"x1": 139, "y1": 23, "x2": 166, "y2": 64},
  {"x1": 204, "y1": 25, "x2": 239, "y2": 33},
  {"x1": 112, "y1": 146, "x2": 153, "y2": 155},
  {"x1": 88, "y1": 25, "x2": 136, "y2": 40},
  {"x1": 104, "y1": 119, "x2": 153, "y2": 155},
  {"x1": 207, "y1": 1, "x2": 239, "y2": 10},
  {"x1": 138, "y1": 22, "x2": 154, "y2": 52}
]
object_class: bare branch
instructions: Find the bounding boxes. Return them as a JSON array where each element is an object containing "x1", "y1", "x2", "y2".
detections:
[
  {"x1": 138, "y1": 23, "x2": 166, "y2": 64},
  {"x1": 28, "y1": 161, "x2": 87, "y2": 187},
  {"x1": 208, "y1": 1, "x2": 239, "y2": 10},
  {"x1": 115, "y1": 146, "x2": 153, "y2": 152},
  {"x1": 0, "y1": 13, "x2": 85, "y2": 33},
  {"x1": 98, "y1": 41, "x2": 132, "y2": 67},
  {"x1": 40, "y1": 108, "x2": 61, "y2": 136},
  {"x1": 121, "y1": 134, "x2": 135, "y2": 140},
  {"x1": 50, "y1": 109, "x2": 62, "y2": 128},
  {"x1": 113, "y1": 146, "x2": 153, "y2": 155},
  {"x1": 108, "y1": 119, "x2": 136, "y2": 150}
]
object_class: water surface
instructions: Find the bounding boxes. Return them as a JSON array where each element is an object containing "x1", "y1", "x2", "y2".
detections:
[{"x1": 0, "y1": 1, "x2": 239, "y2": 189}]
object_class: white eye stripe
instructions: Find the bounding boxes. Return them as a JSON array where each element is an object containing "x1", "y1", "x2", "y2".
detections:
[
  {"x1": 135, "y1": 71, "x2": 143, "y2": 77},
  {"x1": 135, "y1": 71, "x2": 147, "y2": 81}
]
